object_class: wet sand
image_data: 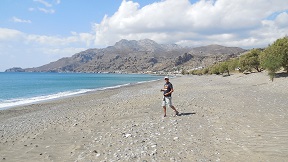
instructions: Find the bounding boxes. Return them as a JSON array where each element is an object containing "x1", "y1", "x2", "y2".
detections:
[{"x1": 0, "y1": 72, "x2": 288, "y2": 161}]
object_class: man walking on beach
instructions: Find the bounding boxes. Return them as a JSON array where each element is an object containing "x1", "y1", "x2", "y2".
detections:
[{"x1": 161, "y1": 76, "x2": 179, "y2": 117}]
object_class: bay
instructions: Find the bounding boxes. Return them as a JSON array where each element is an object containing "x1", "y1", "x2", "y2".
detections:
[{"x1": 0, "y1": 72, "x2": 161, "y2": 109}]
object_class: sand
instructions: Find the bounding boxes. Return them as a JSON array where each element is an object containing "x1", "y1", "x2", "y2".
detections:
[{"x1": 0, "y1": 72, "x2": 288, "y2": 162}]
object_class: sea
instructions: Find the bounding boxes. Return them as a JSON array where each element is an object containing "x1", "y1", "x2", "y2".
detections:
[{"x1": 0, "y1": 72, "x2": 162, "y2": 110}]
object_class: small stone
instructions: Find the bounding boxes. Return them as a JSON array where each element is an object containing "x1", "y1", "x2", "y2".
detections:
[{"x1": 151, "y1": 144, "x2": 157, "y2": 148}]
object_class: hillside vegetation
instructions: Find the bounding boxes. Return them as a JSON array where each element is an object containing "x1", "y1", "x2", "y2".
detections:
[{"x1": 188, "y1": 37, "x2": 288, "y2": 81}]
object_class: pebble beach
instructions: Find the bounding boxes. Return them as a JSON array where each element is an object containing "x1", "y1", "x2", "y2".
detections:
[{"x1": 0, "y1": 72, "x2": 288, "y2": 162}]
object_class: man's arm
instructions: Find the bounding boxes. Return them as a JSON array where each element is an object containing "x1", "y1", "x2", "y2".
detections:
[{"x1": 164, "y1": 88, "x2": 173, "y2": 96}]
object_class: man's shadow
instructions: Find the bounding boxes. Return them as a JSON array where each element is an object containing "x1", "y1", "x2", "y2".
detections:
[
  {"x1": 275, "y1": 72, "x2": 288, "y2": 78},
  {"x1": 178, "y1": 112, "x2": 196, "y2": 116}
]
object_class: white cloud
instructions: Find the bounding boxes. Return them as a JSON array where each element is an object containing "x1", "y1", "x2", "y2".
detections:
[
  {"x1": 93, "y1": 0, "x2": 288, "y2": 48},
  {"x1": 11, "y1": 17, "x2": 32, "y2": 23},
  {"x1": 38, "y1": 7, "x2": 55, "y2": 14},
  {"x1": 71, "y1": 32, "x2": 95, "y2": 47},
  {"x1": 32, "y1": 0, "x2": 60, "y2": 14},
  {"x1": 41, "y1": 47, "x2": 87, "y2": 57},
  {"x1": 0, "y1": 28, "x2": 24, "y2": 41},
  {"x1": 28, "y1": 7, "x2": 35, "y2": 11},
  {"x1": 26, "y1": 35, "x2": 74, "y2": 46},
  {"x1": 0, "y1": 28, "x2": 95, "y2": 71},
  {"x1": 23, "y1": 32, "x2": 94, "y2": 47},
  {"x1": 0, "y1": 27, "x2": 94, "y2": 48},
  {"x1": 275, "y1": 12, "x2": 288, "y2": 28},
  {"x1": 33, "y1": 0, "x2": 52, "y2": 7},
  {"x1": 55, "y1": 0, "x2": 61, "y2": 4}
]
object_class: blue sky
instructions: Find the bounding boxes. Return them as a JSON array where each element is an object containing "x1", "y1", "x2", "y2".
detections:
[{"x1": 0, "y1": 0, "x2": 288, "y2": 71}]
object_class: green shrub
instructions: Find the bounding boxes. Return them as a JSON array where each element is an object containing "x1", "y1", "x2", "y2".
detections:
[
  {"x1": 260, "y1": 47, "x2": 282, "y2": 81},
  {"x1": 260, "y1": 37, "x2": 288, "y2": 81},
  {"x1": 239, "y1": 49, "x2": 262, "y2": 72}
]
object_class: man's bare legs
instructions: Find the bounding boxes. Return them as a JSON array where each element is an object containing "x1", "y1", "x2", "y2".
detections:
[
  {"x1": 171, "y1": 105, "x2": 179, "y2": 116},
  {"x1": 163, "y1": 105, "x2": 179, "y2": 117},
  {"x1": 163, "y1": 106, "x2": 167, "y2": 117}
]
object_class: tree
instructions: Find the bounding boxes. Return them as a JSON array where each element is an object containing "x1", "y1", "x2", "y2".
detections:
[
  {"x1": 181, "y1": 69, "x2": 188, "y2": 75},
  {"x1": 260, "y1": 46, "x2": 282, "y2": 81},
  {"x1": 219, "y1": 62, "x2": 229, "y2": 76},
  {"x1": 260, "y1": 37, "x2": 288, "y2": 81},
  {"x1": 227, "y1": 58, "x2": 240, "y2": 73},
  {"x1": 209, "y1": 63, "x2": 222, "y2": 75},
  {"x1": 239, "y1": 49, "x2": 262, "y2": 72},
  {"x1": 202, "y1": 68, "x2": 209, "y2": 75},
  {"x1": 272, "y1": 37, "x2": 288, "y2": 73}
]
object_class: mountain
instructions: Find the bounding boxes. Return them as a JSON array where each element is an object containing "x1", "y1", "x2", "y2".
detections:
[
  {"x1": 4, "y1": 67, "x2": 25, "y2": 72},
  {"x1": 188, "y1": 44, "x2": 246, "y2": 56},
  {"x1": 6, "y1": 39, "x2": 247, "y2": 73},
  {"x1": 175, "y1": 44, "x2": 247, "y2": 70}
]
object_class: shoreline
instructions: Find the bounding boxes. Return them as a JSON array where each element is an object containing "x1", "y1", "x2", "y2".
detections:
[
  {"x1": 0, "y1": 76, "x2": 162, "y2": 110},
  {"x1": 1, "y1": 72, "x2": 288, "y2": 161}
]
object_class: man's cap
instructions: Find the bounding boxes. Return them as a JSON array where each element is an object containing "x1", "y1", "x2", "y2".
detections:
[{"x1": 164, "y1": 76, "x2": 169, "y2": 79}]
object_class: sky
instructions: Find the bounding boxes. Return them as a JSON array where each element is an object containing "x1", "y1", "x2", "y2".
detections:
[{"x1": 0, "y1": 0, "x2": 288, "y2": 72}]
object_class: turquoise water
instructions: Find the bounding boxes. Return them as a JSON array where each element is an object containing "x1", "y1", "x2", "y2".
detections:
[{"x1": 0, "y1": 72, "x2": 161, "y2": 109}]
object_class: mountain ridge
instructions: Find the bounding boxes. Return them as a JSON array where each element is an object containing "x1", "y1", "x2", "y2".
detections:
[{"x1": 5, "y1": 39, "x2": 247, "y2": 73}]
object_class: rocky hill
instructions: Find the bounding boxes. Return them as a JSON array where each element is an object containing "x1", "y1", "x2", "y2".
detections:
[
  {"x1": 4, "y1": 67, "x2": 25, "y2": 72},
  {"x1": 6, "y1": 39, "x2": 247, "y2": 73},
  {"x1": 175, "y1": 44, "x2": 246, "y2": 71}
]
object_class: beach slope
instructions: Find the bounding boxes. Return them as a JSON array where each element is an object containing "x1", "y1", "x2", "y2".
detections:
[{"x1": 0, "y1": 72, "x2": 288, "y2": 161}]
